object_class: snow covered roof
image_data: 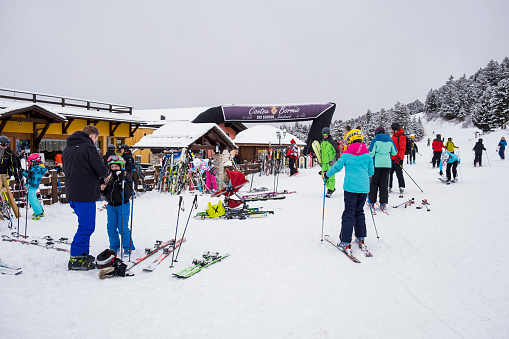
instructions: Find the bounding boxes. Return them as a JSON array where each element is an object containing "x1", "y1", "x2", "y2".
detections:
[
  {"x1": 234, "y1": 125, "x2": 306, "y2": 146},
  {"x1": 0, "y1": 101, "x2": 146, "y2": 124},
  {"x1": 133, "y1": 107, "x2": 210, "y2": 124},
  {"x1": 133, "y1": 121, "x2": 237, "y2": 149}
]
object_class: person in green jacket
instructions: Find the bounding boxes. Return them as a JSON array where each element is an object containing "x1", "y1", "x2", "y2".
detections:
[{"x1": 320, "y1": 127, "x2": 341, "y2": 198}]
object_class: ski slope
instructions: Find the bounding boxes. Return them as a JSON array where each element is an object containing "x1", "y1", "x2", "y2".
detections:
[{"x1": 1, "y1": 118, "x2": 508, "y2": 338}]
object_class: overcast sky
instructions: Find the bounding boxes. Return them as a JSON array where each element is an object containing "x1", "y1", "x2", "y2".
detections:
[{"x1": 1, "y1": 0, "x2": 509, "y2": 121}]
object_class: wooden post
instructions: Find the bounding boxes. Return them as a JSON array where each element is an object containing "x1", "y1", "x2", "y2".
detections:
[
  {"x1": 51, "y1": 170, "x2": 58, "y2": 204},
  {"x1": 0, "y1": 174, "x2": 20, "y2": 218}
]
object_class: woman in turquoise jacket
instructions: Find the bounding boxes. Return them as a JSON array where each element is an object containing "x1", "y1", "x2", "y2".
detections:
[
  {"x1": 368, "y1": 127, "x2": 397, "y2": 210},
  {"x1": 22, "y1": 153, "x2": 48, "y2": 220},
  {"x1": 323, "y1": 128, "x2": 374, "y2": 256}
]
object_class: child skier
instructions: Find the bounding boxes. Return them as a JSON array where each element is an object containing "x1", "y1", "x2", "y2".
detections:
[
  {"x1": 22, "y1": 154, "x2": 48, "y2": 220},
  {"x1": 368, "y1": 127, "x2": 397, "y2": 212},
  {"x1": 286, "y1": 139, "x2": 299, "y2": 176},
  {"x1": 472, "y1": 138, "x2": 486, "y2": 167},
  {"x1": 323, "y1": 128, "x2": 374, "y2": 255},
  {"x1": 445, "y1": 137, "x2": 459, "y2": 153},
  {"x1": 101, "y1": 155, "x2": 135, "y2": 255},
  {"x1": 439, "y1": 151, "x2": 461, "y2": 183}
]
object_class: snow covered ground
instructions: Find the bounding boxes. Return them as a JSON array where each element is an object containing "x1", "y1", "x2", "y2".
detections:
[{"x1": 1, "y1": 118, "x2": 508, "y2": 338}]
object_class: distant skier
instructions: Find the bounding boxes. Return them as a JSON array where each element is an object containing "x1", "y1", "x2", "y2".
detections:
[
  {"x1": 323, "y1": 128, "x2": 374, "y2": 256},
  {"x1": 439, "y1": 151, "x2": 461, "y2": 183},
  {"x1": 286, "y1": 139, "x2": 299, "y2": 176},
  {"x1": 368, "y1": 127, "x2": 396, "y2": 212},
  {"x1": 472, "y1": 138, "x2": 486, "y2": 167},
  {"x1": 444, "y1": 137, "x2": 459, "y2": 154},
  {"x1": 408, "y1": 135, "x2": 418, "y2": 164},
  {"x1": 431, "y1": 134, "x2": 445, "y2": 168},
  {"x1": 498, "y1": 137, "x2": 506, "y2": 160},
  {"x1": 320, "y1": 127, "x2": 341, "y2": 198},
  {"x1": 427, "y1": 138, "x2": 431, "y2": 147}
]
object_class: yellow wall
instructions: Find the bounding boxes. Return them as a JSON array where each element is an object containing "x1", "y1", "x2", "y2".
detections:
[{"x1": 124, "y1": 127, "x2": 156, "y2": 163}]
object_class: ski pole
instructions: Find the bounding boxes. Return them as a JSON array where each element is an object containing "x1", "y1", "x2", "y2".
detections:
[
  {"x1": 24, "y1": 163, "x2": 31, "y2": 238},
  {"x1": 173, "y1": 195, "x2": 198, "y2": 263},
  {"x1": 170, "y1": 196, "x2": 184, "y2": 268},
  {"x1": 366, "y1": 198, "x2": 380, "y2": 240},
  {"x1": 321, "y1": 180, "x2": 326, "y2": 241},
  {"x1": 484, "y1": 150, "x2": 491, "y2": 166},
  {"x1": 400, "y1": 164, "x2": 423, "y2": 192},
  {"x1": 120, "y1": 169, "x2": 125, "y2": 258},
  {"x1": 128, "y1": 173, "x2": 135, "y2": 262},
  {"x1": 392, "y1": 198, "x2": 415, "y2": 208}
]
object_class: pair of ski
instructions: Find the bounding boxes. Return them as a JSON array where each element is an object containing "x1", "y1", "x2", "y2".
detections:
[
  {"x1": 173, "y1": 251, "x2": 229, "y2": 278},
  {"x1": 324, "y1": 235, "x2": 372, "y2": 263},
  {"x1": 368, "y1": 202, "x2": 389, "y2": 215},
  {"x1": 125, "y1": 238, "x2": 186, "y2": 273},
  {"x1": 11, "y1": 232, "x2": 71, "y2": 245},
  {"x1": 438, "y1": 177, "x2": 457, "y2": 185},
  {"x1": 0, "y1": 260, "x2": 22, "y2": 275},
  {"x1": 2, "y1": 235, "x2": 70, "y2": 253}
]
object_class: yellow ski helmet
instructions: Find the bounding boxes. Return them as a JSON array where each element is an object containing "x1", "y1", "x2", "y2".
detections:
[{"x1": 345, "y1": 129, "x2": 363, "y2": 144}]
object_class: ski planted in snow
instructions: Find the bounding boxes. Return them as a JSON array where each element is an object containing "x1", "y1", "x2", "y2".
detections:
[
  {"x1": 142, "y1": 238, "x2": 186, "y2": 272},
  {"x1": 324, "y1": 235, "x2": 361, "y2": 263},
  {"x1": 2, "y1": 235, "x2": 70, "y2": 253},
  {"x1": 173, "y1": 251, "x2": 230, "y2": 278}
]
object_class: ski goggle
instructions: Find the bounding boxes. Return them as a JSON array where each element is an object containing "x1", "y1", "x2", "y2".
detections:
[
  {"x1": 0, "y1": 143, "x2": 9, "y2": 147},
  {"x1": 323, "y1": 133, "x2": 329, "y2": 138}
]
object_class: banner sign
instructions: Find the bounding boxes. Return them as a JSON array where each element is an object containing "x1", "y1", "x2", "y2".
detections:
[{"x1": 221, "y1": 103, "x2": 334, "y2": 122}]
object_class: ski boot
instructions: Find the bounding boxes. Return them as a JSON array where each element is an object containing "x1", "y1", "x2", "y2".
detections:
[
  {"x1": 325, "y1": 189, "x2": 335, "y2": 198},
  {"x1": 68, "y1": 254, "x2": 96, "y2": 271},
  {"x1": 32, "y1": 213, "x2": 44, "y2": 221},
  {"x1": 399, "y1": 188, "x2": 404, "y2": 198}
]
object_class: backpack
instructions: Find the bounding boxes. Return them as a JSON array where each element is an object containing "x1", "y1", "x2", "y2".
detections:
[{"x1": 396, "y1": 134, "x2": 411, "y2": 154}]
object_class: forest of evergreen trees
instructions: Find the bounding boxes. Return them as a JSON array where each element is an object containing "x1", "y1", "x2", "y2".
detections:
[{"x1": 281, "y1": 57, "x2": 509, "y2": 143}]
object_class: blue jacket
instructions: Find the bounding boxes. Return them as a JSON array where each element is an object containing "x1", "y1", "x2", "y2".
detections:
[
  {"x1": 498, "y1": 140, "x2": 507, "y2": 150},
  {"x1": 326, "y1": 143, "x2": 374, "y2": 193},
  {"x1": 439, "y1": 151, "x2": 460, "y2": 172},
  {"x1": 23, "y1": 164, "x2": 48, "y2": 188},
  {"x1": 368, "y1": 133, "x2": 397, "y2": 168}
]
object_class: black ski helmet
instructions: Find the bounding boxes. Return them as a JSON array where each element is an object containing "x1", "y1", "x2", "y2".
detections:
[
  {"x1": 120, "y1": 144, "x2": 130, "y2": 152},
  {"x1": 0, "y1": 135, "x2": 10, "y2": 145},
  {"x1": 390, "y1": 122, "x2": 400, "y2": 131},
  {"x1": 107, "y1": 144, "x2": 115, "y2": 152},
  {"x1": 436, "y1": 134, "x2": 441, "y2": 139},
  {"x1": 479, "y1": 138, "x2": 483, "y2": 142},
  {"x1": 321, "y1": 127, "x2": 331, "y2": 136}
]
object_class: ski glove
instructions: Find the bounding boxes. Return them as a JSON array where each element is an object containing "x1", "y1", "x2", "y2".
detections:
[
  {"x1": 98, "y1": 258, "x2": 127, "y2": 279},
  {"x1": 328, "y1": 160, "x2": 335, "y2": 166},
  {"x1": 322, "y1": 172, "x2": 329, "y2": 181}
]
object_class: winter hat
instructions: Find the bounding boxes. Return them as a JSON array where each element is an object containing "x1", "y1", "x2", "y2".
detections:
[
  {"x1": 345, "y1": 129, "x2": 363, "y2": 144},
  {"x1": 96, "y1": 249, "x2": 117, "y2": 269},
  {"x1": 290, "y1": 139, "x2": 296, "y2": 144},
  {"x1": 391, "y1": 122, "x2": 400, "y2": 131},
  {"x1": 107, "y1": 155, "x2": 125, "y2": 169},
  {"x1": 479, "y1": 138, "x2": 483, "y2": 142},
  {"x1": 0, "y1": 135, "x2": 10, "y2": 146},
  {"x1": 321, "y1": 127, "x2": 331, "y2": 137},
  {"x1": 28, "y1": 153, "x2": 42, "y2": 166},
  {"x1": 375, "y1": 127, "x2": 385, "y2": 135}
]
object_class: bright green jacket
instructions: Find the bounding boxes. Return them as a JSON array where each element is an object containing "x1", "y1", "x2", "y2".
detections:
[{"x1": 320, "y1": 138, "x2": 340, "y2": 171}]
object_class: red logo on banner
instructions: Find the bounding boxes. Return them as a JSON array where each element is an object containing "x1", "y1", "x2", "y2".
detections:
[{"x1": 271, "y1": 106, "x2": 278, "y2": 115}]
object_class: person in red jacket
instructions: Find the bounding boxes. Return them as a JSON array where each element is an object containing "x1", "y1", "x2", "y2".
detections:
[
  {"x1": 389, "y1": 122, "x2": 406, "y2": 196},
  {"x1": 431, "y1": 134, "x2": 445, "y2": 168},
  {"x1": 286, "y1": 139, "x2": 299, "y2": 176}
]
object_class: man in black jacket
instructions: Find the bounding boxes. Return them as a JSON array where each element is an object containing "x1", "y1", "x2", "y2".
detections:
[
  {"x1": 0, "y1": 135, "x2": 19, "y2": 180},
  {"x1": 63, "y1": 126, "x2": 109, "y2": 270},
  {"x1": 473, "y1": 138, "x2": 486, "y2": 167},
  {"x1": 120, "y1": 144, "x2": 134, "y2": 176}
]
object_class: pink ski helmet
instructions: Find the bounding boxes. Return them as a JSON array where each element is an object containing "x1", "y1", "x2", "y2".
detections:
[{"x1": 28, "y1": 153, "x2": 42, "y2": 166}]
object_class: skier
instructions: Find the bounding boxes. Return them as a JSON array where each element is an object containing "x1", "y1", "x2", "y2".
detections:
[
  {"x1": 120, "y1": 144, "x2": 134, "y2": 176},
  {"x1": 63, "y1": 125, "x2": 109, "y2": 270},
  {"x1": 320, "y1": 127, "x2": 341, "y2": 198},
  {"x1": 427, "y1": 138, "x2": 431, "y2": 147},
  {"x1": 102, "y1": 144, "x2": 116, "y2": 167},
  {"x1": 368, "y1": 127, "x2": 397, "y2": 212},
  {"x1": 389, "y1": 122, "x2": 406, "y2": 196},
  {"x1": 100, "y1": 155, "x2": 135, "y2": 255},
  {"x1": 408, "y1": 136, "x2": 418, "y2": 164},
  {"x1": 286, "y1": 139, "x2": 299, "y2": 176},
  {"x1": 472, "y1": 138, "x2": 486, "y2": 167},
  {"x1": 54, "y1": 151, "x2": 63, "y2": 174},
  {"x1": 444, "y1": 137, "x2": 459, "y2": 154},
  {"x1": 431, "y1": 134, "x2": 445, "y2": 168},
  {"x1": 498, "y1": 137, "x2": 506, "y2": 160},
  {"x1": 439, "y1": 151, "x2": 461, "y2": 183},
  {"x1": 323, "y1": 128, "x2": 374, "y2": 255},
  {"x1": 0, "y1": 135, "x2": 20, "y2": 183},
  {"x1": 22, "y1": 154, "x2": 48, "y2": 220}
]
